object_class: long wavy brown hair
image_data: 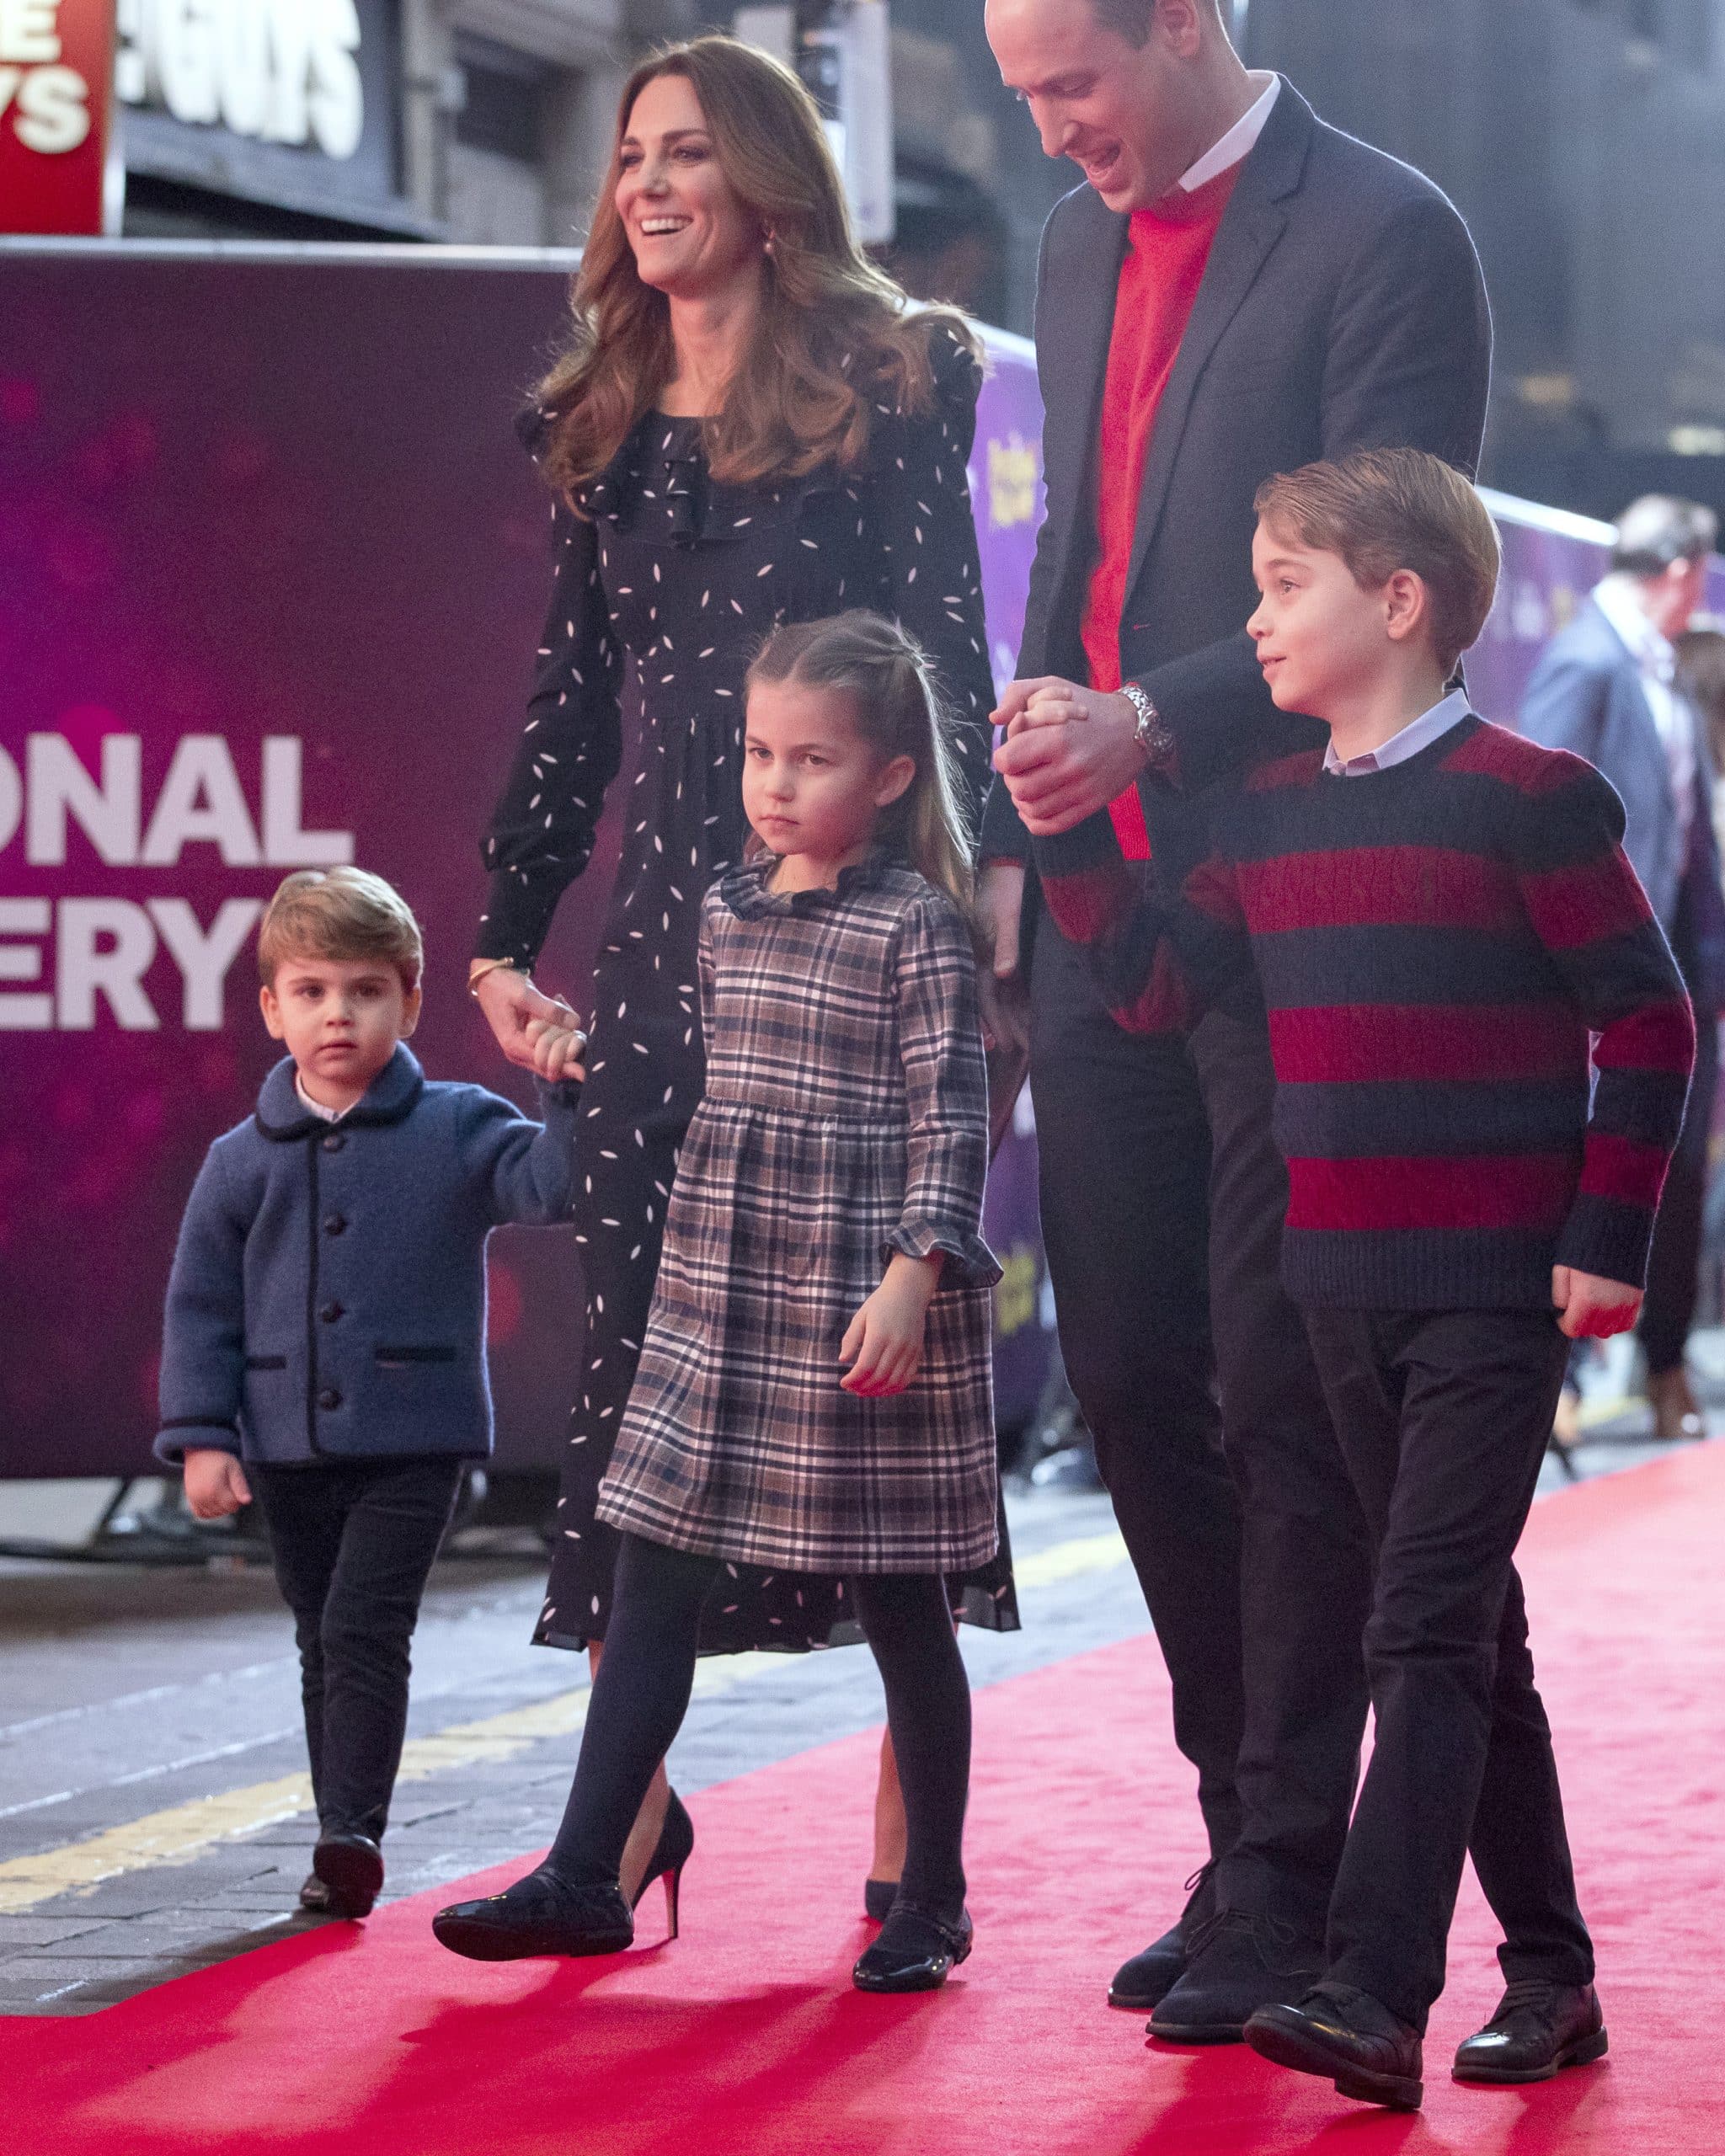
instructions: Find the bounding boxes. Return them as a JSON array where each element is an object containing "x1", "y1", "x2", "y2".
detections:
[{"x1": 533, "y1": 35, "x2": 980, "y2": 499}]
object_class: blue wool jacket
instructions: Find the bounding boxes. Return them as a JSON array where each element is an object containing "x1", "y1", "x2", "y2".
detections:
[{"x1": 155, "y1": 1045, "x2": 577, "y2": 1468}]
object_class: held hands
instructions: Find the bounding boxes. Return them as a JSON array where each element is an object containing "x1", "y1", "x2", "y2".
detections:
[
  {"x1": 991, "y1": 677, "x2": 1146, "y2": 838},
  {"x1": 1552, "y1": 1265, "x2": 1644, "y2": 1341},
  {"x1": 840, "y1": 1252, "x2": 943, "y2": 1397},
  {"x1": 523, "y1": 1006, "x2": 587, "y2": 1085},
  {"x1": 182, "y1": 1449, "x2": 252, "y2": 1521},
  {"x1": 476, "y1": 964, "x2": 583, "y2": 1075}
]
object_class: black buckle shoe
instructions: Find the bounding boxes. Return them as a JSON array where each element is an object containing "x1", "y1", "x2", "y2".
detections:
[
  {"x1": 1247, "y1": 1982, "x2": 1424, "y2": 2111},
  {"x1": 852, "y1": 1904, "x2": 973, "y2": 1994},
  {"x1": 432, "y1": 1870, "x2": 634, "y2": 1961},
  {"x1": 1108, "y1": 1860, "x2": 1218, "y2": 2012},
  {"x1": 1453, "y1": 1980, "x2": 1608, "y2": 2084},
  {"x1": 312, "y1": 1831, "x2": 384, "y2": 1920},
  {"x1": 1148, "y1": 1908, "x2": 1323, "y2": 2044}
]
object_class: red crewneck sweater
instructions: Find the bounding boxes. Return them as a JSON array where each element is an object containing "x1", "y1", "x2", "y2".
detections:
[{"x1": 1081, "y1": 166, "x2": 1242, "y2": 857}]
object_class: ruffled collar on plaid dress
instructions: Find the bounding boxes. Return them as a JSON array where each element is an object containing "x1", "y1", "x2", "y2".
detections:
[{"x1": 718, "y1": 847, "x2": 907, "y2": 921}]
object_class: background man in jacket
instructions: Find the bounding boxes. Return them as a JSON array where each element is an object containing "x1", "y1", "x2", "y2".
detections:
[{"x1": 1521, "y1": 494, "x2": 1725, "y2": 1442}]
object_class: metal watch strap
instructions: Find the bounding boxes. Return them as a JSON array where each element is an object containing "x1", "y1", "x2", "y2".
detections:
[{"x1": 1119, "y1": 680, "x2": 1172, "y2": 768}]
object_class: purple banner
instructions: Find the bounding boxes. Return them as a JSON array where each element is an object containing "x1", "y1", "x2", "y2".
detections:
[{"x1": 0, "y1": 256, "x2": 1057, "y2": 1477}]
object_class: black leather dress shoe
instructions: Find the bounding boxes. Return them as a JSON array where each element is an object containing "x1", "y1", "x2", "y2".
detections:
[
  {"x1": 1453, "y1": 1980, "x2": 1608, "y2": 2084},
  {"x1": 1148, "y1": 1909, "x2": 1323, "y2": 2044},
  {"x1": 312, "y1": 1831, "x2": 384, "y2": 1919},
  {"x1": 1108, "y1": 1861, "x2": 1218, "y2": 2012},
  {"x1": 1247, "y1": 1982, "x2": 1423, "y2": 2111},
  {"x1": 852, "y1": 1904, "x2": 973, "y2": 1993},
  {"x1": 433, "y1": 1870, "x2": 633, "y2": 1961}
]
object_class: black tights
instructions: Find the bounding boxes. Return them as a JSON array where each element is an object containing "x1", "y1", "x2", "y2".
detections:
[{"x1": 545, "y1": 1534, "x2": 971, "y2": 1914}]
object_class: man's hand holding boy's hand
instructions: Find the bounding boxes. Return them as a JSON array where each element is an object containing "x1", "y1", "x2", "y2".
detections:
[
  {"x1": 183, "y1": 1449, "x2": 252, "y2": 1519},
  {"x1": 840, "y1": 1253, "x2": 943, "y2": 1397},
  {"x1": 1552, "y1": 1265, "x2": 1644, "y2": 1340}
]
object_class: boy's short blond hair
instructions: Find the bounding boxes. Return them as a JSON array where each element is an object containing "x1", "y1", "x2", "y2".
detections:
[
  {"x1": 258, "y1": 868, "x2": 424, "y2": 990},
  {"x1": 1255, "y1": 448, "x2": 1501, "y2": 675}
]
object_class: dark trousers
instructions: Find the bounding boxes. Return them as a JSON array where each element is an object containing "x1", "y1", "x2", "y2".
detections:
[
  {"x1": 549, "y1": 1535, "x2": 971, "y2": 1912},
  {"x1": 253, "y1": 1456, "x2": 463, "y2": 1844},
  {"x1": 1302, "y1": 1307, "x2": 1594, "y2": 2031},
  {"x1": 1030, "y1": 928, "x2": 1371, "y2": 1927}
]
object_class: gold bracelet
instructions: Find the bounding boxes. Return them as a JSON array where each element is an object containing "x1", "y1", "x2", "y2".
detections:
[{"x1": 467, "y1": 956, "x2": 524, "y2": 999}]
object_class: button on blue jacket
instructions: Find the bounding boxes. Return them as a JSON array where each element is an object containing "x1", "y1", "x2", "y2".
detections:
[{"x1": 155, "y1": 1044, "x2": 577, "y2": 1467}]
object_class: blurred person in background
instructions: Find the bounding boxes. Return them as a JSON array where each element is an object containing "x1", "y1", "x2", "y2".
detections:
[
  {"x1": 1522, "y1": 499, "x2": 1725, "y2": 1443},
  {"x1": 1678, "y1": 625, "x2": 1725, "y2": 1338},
  {"x1": 875, "y1": 176, "x2": 1011, "y2": 324}
]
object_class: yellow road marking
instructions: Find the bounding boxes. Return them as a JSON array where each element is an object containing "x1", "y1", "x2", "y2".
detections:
[
  {"x1": 1012, "y1": 1528, "x2": 1129, "y2": 1589},
  {"x1": 0, "y1": 1532, "x2": 1132, "y2": 1916}
]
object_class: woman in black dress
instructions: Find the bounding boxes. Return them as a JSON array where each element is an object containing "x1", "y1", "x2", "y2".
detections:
[{"x1": 471, "y1": 36, "x2": 1016, "y2": 1904}]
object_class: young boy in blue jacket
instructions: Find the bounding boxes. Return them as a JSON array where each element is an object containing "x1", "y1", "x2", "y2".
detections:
[{"x1": 156, "y1": 867, "x2": 583, "y2": 1920}]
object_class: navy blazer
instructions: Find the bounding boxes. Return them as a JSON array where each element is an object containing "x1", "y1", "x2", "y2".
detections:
[
  {"x1": 1519, "y1": 597, "x2": 1725, "y2": 1010},
  {"x1": 984, "y1": 80, "x2": 1493, "y2": 898},
  {"x1": 156, "y1": 1045, "x2": 578, "y2": 1468}
]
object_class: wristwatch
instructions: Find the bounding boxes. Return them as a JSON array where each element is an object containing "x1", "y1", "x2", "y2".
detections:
[{"x1": 1119, "y1": 681, "x2": 1175, "y2": 774}]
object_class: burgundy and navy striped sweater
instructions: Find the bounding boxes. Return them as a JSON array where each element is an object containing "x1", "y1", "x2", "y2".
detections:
[{"x1": 1035, "y1": 714, "x2": 1696, "y2": 1310}]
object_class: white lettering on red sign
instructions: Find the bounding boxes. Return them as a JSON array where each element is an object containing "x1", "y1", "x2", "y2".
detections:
[{"x1": 0, "y1": 3, "x2": 93, "y2": 155}]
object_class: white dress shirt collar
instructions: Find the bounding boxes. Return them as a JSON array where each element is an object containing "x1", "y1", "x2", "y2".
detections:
[
  {"x1": 295, "y1": 1072, "x2": 350, "y2": 1123},
  {"x1": 1322, "y1": 688, "x2": 1472, "y2": 777},
  {"x1": 1179, "y1": 73, "x2": 1281, "y2": 193}
]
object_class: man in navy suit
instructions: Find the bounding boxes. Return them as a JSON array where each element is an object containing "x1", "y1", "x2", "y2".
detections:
[
  {"x1": 978, "y1": 0, "x2": 1497, "y2": 2052},
  {"x1": 1521, "y1": 495, "x2": 1725, "y2": 1442}
]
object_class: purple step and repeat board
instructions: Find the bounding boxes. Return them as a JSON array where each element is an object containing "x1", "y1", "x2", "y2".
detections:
[
  {"x1": 0, "y1": 248, "x2": 1055, "y2": 1479},
  {"x1": 4, "y1": 246, "x2": 1719, "y2": 1481}
]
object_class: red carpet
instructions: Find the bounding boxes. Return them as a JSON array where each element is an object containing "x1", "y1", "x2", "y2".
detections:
[{"x1": 13, "y1": 1447, "x2": 1725, "y2": 2153}]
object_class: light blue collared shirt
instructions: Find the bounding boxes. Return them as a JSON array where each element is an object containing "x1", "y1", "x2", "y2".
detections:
[{"x1": 1322, "y1": 688, "x2": 1471, "y2": 777}]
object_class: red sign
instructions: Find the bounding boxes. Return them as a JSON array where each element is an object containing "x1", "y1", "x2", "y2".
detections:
[{"x1": 0, "y1": 0, "x2": 116, "y2": 235}]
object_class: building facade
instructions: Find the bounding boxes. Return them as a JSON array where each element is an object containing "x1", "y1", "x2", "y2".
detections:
[
  {"x1": 1239, "y1": 0, "x2": 1725, "y2": 512},
  {"x1": 115, "y1": 0, "x2": 700, "y2": 243}
]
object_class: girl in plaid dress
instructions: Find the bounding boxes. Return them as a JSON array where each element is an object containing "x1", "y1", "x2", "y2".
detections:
[{"x1": 437, "y1": 613, "x2": 999, "y2": 1993}]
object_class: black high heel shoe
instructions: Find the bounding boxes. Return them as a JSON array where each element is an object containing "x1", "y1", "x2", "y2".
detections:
[
  {"x1": 863, "y1": 1877, "x2": 898, "y2": 1924},
  {"x1": 432, "y1": 1870, "x2": 633, "y2": 1961},
  {"x1": 631, "y1": 1790, "x2": 694, "y2": 1940},
  {"x1": 852, "y1": 1903, "x2": 973, "y2": 1993}
]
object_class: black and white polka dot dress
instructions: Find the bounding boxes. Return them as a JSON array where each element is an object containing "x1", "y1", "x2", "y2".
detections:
[{"x1": 477, "y1": 324, "x2": 1019, "y2": 1654}]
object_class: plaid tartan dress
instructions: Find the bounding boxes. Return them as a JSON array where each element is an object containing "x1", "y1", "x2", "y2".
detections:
[{"x1": 595, "y1": 856, "x2": 1001, "y2": 1574}]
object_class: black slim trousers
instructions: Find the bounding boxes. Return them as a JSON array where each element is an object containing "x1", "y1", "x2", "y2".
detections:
[
  {"x1": 1302, "y1": 1307, "x2": 1594, "y2": 2031},
  {"x1": 547, "y1": 1534, "x2": 972, "y2": 1913},
  {"x1": 1030, "y1": 927, "x2": 1371, "y2": 1929},
  {"x1": 253, "y1": 1455, "x2": 464, "y2": 1845}
]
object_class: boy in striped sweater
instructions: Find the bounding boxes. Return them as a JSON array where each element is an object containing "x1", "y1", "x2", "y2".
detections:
[{"x1": 1027, "y1": 449, "x2": 1694, "y2": 2111}]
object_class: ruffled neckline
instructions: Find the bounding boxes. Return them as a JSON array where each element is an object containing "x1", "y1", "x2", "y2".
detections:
[{"x1": 719, "y1": 848, "x2": 904, "y2": 921}]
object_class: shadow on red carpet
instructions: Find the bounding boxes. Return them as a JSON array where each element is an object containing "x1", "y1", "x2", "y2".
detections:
[{"x1": 11, "y1": 1446, "x2": 1723, "y2": 2153}]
